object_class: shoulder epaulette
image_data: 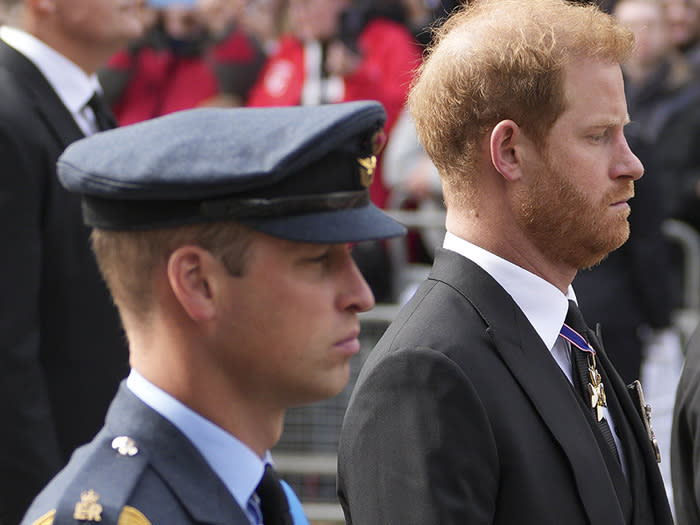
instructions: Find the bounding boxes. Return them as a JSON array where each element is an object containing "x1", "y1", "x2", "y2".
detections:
[{"x1": 35, "y1": 435, "x2": 150, "y2": 525}]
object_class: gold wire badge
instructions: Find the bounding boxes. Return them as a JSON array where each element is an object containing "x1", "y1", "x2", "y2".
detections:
[
  {"x1": 73, "y1": 490, "x2": 103, "y2": 522},
  {"x1": 33, "y1": 506, "x2": 150, "y2": 525},
  {"x1": 118, "y1": 506, "x2": 152, "y2": 525},
  {"x1": 357, "y1": 155, "x2": 377, "y2": 188}
]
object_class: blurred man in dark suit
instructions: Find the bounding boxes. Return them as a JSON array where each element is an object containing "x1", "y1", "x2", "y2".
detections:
[{"x1": 0, "y1": 1, "x2": 145, "y2": 523}]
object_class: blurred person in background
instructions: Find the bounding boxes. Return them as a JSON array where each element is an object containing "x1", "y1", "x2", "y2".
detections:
[
  {"x1": 197, "y1": 0, "x2": 268, "y2": 107},
  {"x1": 662, "y1": 0, "x2": 700, "y2": 68},
  {"x1": 0, "y1": 0, "x2": 146, "y2": 523},
  {"x1": 382, "y1": 106, "x2": 445, "y2": 302},
  {"x1": 614, "y1": 0, "x2": 700, "y2": 282},
  {"x1": 398, "y1": 0, "x2": 459, "y2": 47},
  {"x1": 100, "y1": 0, "x2": 265, "y2": 124},
  {"x1": 241, "y1": 0, "x2": 287, "y2": 56}
]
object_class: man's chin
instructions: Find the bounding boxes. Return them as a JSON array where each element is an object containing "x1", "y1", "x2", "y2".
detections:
[{"x1": 578, "y1": 223, "x2": 630, "y2": 270}]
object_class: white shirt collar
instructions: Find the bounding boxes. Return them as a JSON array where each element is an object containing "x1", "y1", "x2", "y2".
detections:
[
  {"x1": 443, "y1": 231, "x2": 576, "y2": 351},
  {"x1": 442, "y1": 233, "x2": 625, "y2": 470},
  {"x1": 126, "y1": 370, "x2": 269, "y2": 516},
  {"x1": 0, "y1": 25, "x2": 101, "y2": 113}
]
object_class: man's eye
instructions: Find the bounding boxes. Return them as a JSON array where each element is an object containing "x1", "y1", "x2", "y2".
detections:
[
  {"x1": 307, "y1": 251, "x2": 331, "y2": 263},
  {"x1": 589, "y1": 131, "x2": 609, "y2": 143}
]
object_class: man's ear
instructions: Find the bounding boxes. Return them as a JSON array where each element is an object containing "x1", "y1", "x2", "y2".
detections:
[
  {"x1": 490, "y1": 119, "x2": 523, "y2": 182},
  {"x1": 167, "y1": 246, "x2": 218, "y2": 322}
]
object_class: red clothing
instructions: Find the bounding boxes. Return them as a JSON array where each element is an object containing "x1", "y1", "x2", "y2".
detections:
[
  {"x1": 105, "y1": 27, "x2": 263, "y2": 126},
  {"x1": 247, "y1": 18, "x2": 421, "y2": 207},
  {"x1": 106, "y1": 46, "x2": 218, "y2": 126}
]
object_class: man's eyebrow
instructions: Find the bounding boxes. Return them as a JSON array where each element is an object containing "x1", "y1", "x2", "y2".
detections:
[{"x1": 585, "y1": 115, "x2": 632, "y2": 129}]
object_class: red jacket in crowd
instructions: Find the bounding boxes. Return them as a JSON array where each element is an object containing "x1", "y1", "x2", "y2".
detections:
[{"x1": 247, "y1": 18, "x2": 421, "y2": 208}]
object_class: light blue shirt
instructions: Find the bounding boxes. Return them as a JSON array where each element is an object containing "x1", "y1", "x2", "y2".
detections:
[
  {"x1": 0, "y1": 25, "x2": 103, "y2": 135},
  {"x1": 443, "y1": 232, "x2": 625, "y2": 471},
  {"x1": 126, "y1": 370, "x2": 309, "y2": 524}
]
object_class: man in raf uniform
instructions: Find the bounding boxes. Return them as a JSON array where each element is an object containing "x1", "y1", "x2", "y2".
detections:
[{"x1": 21, "y1": 100, "x2": 404, "y2": 525}]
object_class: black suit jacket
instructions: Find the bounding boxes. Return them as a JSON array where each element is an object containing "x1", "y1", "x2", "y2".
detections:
[
  {"x1": 338, "y1": 249, "x2": 672, "y2": 524},
  {"x1": 0, "y1": 40, "x2": 128, "y2": 524}
]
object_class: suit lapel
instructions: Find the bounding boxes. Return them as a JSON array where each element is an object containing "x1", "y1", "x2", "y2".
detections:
[
  {"x1": 0, "y1": 39, "x2": 85, "y2": 147},
  {"x1": 105, "y1": 386, "x2": 251, "y2": 524},
  {"x1": 428, "y1": 249, "x2": 626, "y2": 524}
]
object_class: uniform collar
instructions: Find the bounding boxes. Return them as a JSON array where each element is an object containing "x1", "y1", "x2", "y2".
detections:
[{"x1": 126, "y1": 370, "x2": 270, "y2": 516}]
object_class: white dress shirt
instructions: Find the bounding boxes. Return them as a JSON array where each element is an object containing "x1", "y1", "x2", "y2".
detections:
[{"x1": 0, "y1": 25, "x2": 104, "y2": 135}]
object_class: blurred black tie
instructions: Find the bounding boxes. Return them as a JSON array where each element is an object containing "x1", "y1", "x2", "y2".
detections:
[
  {"x1": 86, "y1": 92, "x2": 117, "y2": 132},
  {"x1": 256, "y1": 464, "x2": 293, "y2": 525},
  {"x1": 564, "y1": 300, "x2": 621, "y2": 464}
]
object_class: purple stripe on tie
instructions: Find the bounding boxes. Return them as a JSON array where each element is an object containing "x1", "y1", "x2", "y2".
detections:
[{"x1": 560, "y1": 324, "x2": 596, "y2": 355}]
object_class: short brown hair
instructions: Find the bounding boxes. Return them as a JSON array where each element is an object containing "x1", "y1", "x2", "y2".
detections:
[
  {"x1": 91, "y1": 221, "x2": 253, "y2": 319},
  {"x1": 409, "y1": 0, "x2": 634, "y2": 206}
]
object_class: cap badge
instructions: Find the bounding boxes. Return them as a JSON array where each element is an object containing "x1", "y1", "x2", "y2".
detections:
[
  {"x1": 357, "y1": 155, "x2": 377, "y2": 188},
  {"x1": 73, "y1": 490, "x2": 103, "y2": 522},
  {"x1": 112, "y1": 436, "x2": 139, "y2": 456}
]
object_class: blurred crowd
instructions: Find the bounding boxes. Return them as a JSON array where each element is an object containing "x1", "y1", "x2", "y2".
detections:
[{"x1": 98, "y1": 0, "x2": 449, "y2": 127}]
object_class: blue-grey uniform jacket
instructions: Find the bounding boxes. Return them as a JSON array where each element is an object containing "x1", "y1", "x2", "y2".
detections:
[{"x1": 21, "y1": 383, "x2": 304, "y2": 525}]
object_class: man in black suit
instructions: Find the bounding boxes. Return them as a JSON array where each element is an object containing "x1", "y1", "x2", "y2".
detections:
[
  {"x1": 337, "y1": 1, "x2": 674, "y2": 523},
  {"x1": 0, "y1": 2, "x2": 145, "y2": 523}
]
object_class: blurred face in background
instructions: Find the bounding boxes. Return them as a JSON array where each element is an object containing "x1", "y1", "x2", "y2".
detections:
[
  {"x1": 615, "y1": 0, "x2": 669, "y2": 70},
  {"x1": 662, "y1": 0, "x2": 700, "y2": 49},
  {"x1": 242, "y1": 0, "x2": 285, "y2": 50},
  {"x1": 53, "y1": 0, "x2": 145, "y2": 48},
  {"x1": 161, "y1": 4, "x2": 204, "y2": 40},
  {"x1": 288, "y1": 0, "x2": 348, "y2": 41},
  {"x1": 197, "y1": 0, "x2": 245, "y2": 36}
]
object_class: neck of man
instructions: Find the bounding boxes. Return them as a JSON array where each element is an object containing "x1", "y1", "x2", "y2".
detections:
[
  {"x1": 446, "y1": 210, "x2": 576, "y2": 295},
  {"x1": 24, "y1": 19, "x2": 118, "y2": 76}
]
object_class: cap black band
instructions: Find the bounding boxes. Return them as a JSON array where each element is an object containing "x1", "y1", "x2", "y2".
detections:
[
  {"x1": 82, "y1": 190, "x2": 371, "y2": 230},
  {"x1": 200, "y1": 190, "x2": 370, "y2": 219}
]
